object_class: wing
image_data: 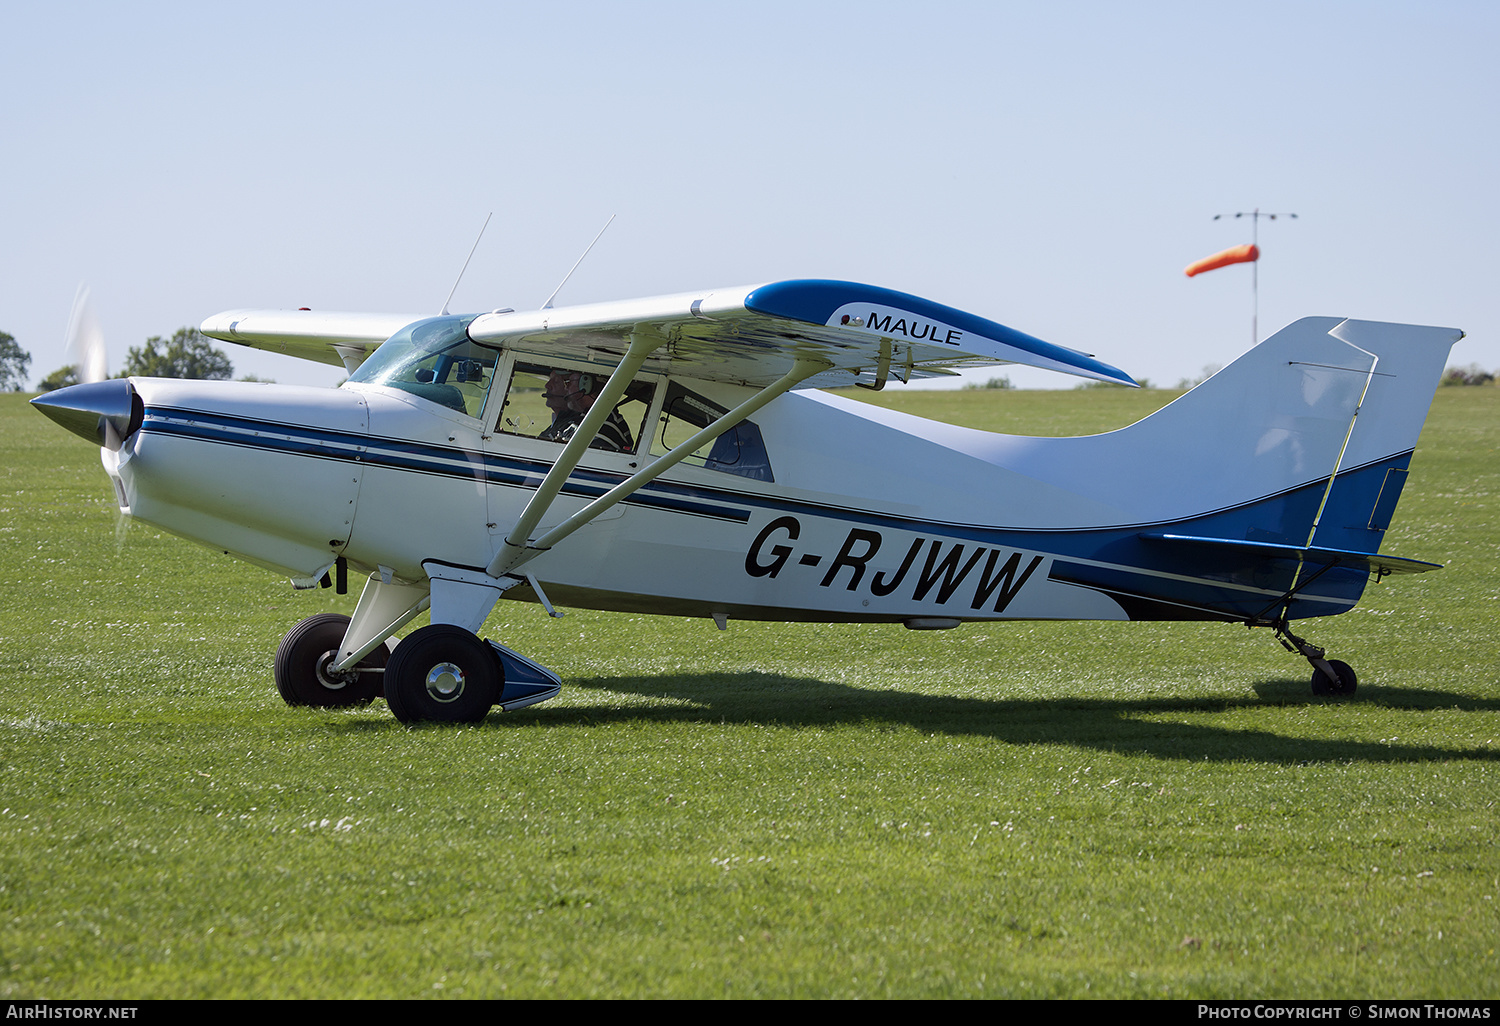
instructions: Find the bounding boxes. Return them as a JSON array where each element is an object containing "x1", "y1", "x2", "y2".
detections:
[
  {"x1": 466, "y1": 279, "x2": 1137, "y2": 389},
  {"x1": 199, "y1": 309, "x2": 427, "y2": 372}
]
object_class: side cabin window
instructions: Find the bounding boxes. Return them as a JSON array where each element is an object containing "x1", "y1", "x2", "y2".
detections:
[
  {"x1": 345, "y1": 315, "x2": 499, "y2": 420},
  {"x1": 651, "y1": 381, "x2": 774, "y2": 483},
  {"x1": 497, "y1": 361, "x2": 656, "y2": 455}
]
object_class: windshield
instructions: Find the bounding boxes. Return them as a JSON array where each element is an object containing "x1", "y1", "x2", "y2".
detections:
[{"x1": 346, "y1": 315, "x2": 498, "y2": 418}]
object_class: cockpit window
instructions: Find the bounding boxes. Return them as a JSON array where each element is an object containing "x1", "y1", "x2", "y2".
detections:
[
  {"x1": 346, "y1": 315, "x2": 498, "y2": 419},
  {"x1": 498, "y1": 362, "x2": 655, "y2": 454}
]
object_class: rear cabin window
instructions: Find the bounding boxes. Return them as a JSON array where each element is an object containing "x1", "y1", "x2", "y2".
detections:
[
  {"x1": 651, "y1": 382, "x2": 773, "y2": 483},
  {"x1": 497, "y1": 362, "x2": 656, "y2": 454}
]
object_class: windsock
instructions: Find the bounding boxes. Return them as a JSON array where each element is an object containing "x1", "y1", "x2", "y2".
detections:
[{"x1": 1185, "y1": 243, "x2": 1259, "y2": 277}]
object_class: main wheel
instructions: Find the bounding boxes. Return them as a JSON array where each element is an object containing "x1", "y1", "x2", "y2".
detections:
[
  {"x1": 1310, "y1": 659, "x2": 1358, "y2": 696},
  {"x1": 384, "y1": 624, "x2": 500, "y2": 724},
  {"x1": 274, "y1": 613, "x2": 386, "y2": 707}
]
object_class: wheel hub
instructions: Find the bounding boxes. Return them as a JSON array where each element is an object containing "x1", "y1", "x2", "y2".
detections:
[
  {"x1": 425, "y1": 662, "x2": 466, "y2": 703},
  {"x1": 314, "y1": 650, "x2": 358, "y2": 691}
]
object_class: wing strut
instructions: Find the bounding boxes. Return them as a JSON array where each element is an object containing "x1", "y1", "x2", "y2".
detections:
[
  {"x1": 489, "y1": 329, "x2": 666, "y2": 578},
  {"x1": 488, "y1": 354, "x2": 830, "y2": 579}
]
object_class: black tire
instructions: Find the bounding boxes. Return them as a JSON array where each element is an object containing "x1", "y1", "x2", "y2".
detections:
[
  {"x1": 1310, "y1": 659, "x2": 1357, "y2": 696},
  {"x1": 273, "y1": 613, "x2": 386, "y2": 708},
  {"x1": 384, "y1": 624, "x2": 499, "y2": 725}
]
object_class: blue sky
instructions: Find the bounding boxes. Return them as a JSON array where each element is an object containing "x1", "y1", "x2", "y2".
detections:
[{"x1": 3, "y1": 1, "x2": 1495, "y2": 388}]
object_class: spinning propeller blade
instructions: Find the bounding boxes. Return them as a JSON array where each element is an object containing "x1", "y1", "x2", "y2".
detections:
[
  {"x1": 32, "y1": 285, "x2": 141, "y2": 452},
  {"x1": 65, "y1": 284, "x2": 108, "y2": 384}
]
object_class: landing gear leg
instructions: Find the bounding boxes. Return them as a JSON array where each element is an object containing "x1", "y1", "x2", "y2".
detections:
[{"x1": 1273, "y1": 622, "x2": 1358, "y2": 697}]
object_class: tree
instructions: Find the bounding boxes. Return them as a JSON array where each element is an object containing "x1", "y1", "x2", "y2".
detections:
[
  {"x1": 0, "y1": 331, "x2": 32, "y2": 391},
  {"x1": 1075, "y1": 376, "x2": 1152, "y2": 389},
  {"x1": 964, "y1": 375, "x2": 1014, "y2": 390},
  {"x1": 37, "y1": 365, "x2": 81, "y2": 392},
  {"x1": 1441, "y1": 363, "x2": 1496, "y2": 387},
  {"x1": 1174, "y1": 364, "x2": 1223, "y2": 390},
  {"x1": 120, "y1": 327, "x2": 232, "y2": 380}
]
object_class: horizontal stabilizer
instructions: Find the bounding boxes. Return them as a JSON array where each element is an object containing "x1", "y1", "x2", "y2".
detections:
[{"x1": 1141, "y1": 533, "x2": 1442, "y2": 576}]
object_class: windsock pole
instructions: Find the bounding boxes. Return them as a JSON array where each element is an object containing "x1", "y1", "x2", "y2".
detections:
[{"x1": 1206, "y1": 208, "x2": 1298, "y2": 345}]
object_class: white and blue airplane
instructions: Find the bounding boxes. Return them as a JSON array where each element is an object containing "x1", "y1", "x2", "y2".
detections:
[{"x1": 32, "y1": 279, "x2": 1462, "y2": 722}]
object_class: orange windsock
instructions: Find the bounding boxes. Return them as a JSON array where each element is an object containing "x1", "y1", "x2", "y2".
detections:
[{"x1": 1184, "y1": 243, "x2": 1260, "y2": 277}]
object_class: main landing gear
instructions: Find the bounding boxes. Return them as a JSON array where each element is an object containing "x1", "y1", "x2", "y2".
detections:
[
  {"x1": 1272, "y1": 622, "x2": 1359, "y2": 697},
  {"x1": 273, "y1": 616, "x2": 563, "y2": 724},
  {"x1": 383, "y1": 624, "x2": 499, "y2": 724},
  {"x1": 274, "y1": 618, "x2": 499, "y2": 722},
  {"x1": 274, "y1": 613, "x2": 387, "y2": 707}
]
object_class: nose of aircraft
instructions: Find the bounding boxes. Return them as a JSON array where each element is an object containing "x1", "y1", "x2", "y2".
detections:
[{"x1": 30, "y1": 379, "x2": 144, "y2": 451}]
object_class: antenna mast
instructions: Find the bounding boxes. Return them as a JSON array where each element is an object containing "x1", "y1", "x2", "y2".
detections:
[
  {"x1": 441, "y1": 212, "x2": 493, "y2": 316},
  {"x1": 542, "y1": 214, "x2": 616, "y2": 310}
]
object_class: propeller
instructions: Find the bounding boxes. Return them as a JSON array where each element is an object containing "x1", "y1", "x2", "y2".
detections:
[
  {"x1": 65, "y1": 283, "x2": 108, "y2": 384},
  {"x1": 31, "y1": 284, "x2": 141, "y2": 452}
]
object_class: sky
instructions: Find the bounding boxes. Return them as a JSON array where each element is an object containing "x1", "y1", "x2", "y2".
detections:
[{"x1": 3, "y1": 0, "x2": 1496, "y2": 390}]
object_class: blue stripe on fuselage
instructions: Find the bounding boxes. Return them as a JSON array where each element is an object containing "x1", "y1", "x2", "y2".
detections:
[
  {"x1": 139, "y1": 405, "x2": 1411, "y2": 621},
  {"x1": 141, "y1": 406, "x2": 754, "y2": 524}
]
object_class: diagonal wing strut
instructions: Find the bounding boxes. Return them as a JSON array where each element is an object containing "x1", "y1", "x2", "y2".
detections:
[
  {"x1": 488, "y1": 329, "x2": 666, "y2": 578},
  {"x1": 487, "y1": 347, "x2": 830, "y2": 580}
]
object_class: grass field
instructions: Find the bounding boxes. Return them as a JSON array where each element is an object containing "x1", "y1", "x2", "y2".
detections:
[{"x1": 1, "y1": 384, "x2": 1496, "y2": 999}]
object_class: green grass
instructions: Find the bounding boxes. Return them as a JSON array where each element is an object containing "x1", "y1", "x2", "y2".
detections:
[{"x1": 1, "y1": 387, "x2": 1496, "y2": 998}]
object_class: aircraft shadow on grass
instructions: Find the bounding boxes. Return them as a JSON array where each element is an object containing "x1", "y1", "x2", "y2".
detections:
[{"x1": 338, "y1": 672, "x2": 1499, "y2": 766}]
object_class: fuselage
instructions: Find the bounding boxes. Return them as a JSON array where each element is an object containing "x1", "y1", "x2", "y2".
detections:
[{"x1": 93, "y1": 312, "x2": 1458, "y2": 629}]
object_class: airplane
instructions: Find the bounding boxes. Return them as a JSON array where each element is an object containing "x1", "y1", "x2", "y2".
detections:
[{"x1": 30, "y1": 278, "x2": 1463, "y2": 723}]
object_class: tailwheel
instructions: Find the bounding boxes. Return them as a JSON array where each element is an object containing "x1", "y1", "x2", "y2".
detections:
[
  {"x1": 1271, "y1": 621, "x2": 1359, "y2": 699},
  {"x1": 1310, "y1": 659, "x2": 1358, "y2": 697},
  {"x1": 274, "y1": 613, "x2": 385, "y2": 708},
  {"x1": 385, "y1": 624, "x2": 500, "y2": 724}
]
